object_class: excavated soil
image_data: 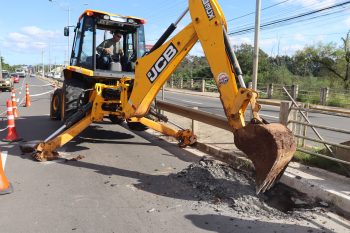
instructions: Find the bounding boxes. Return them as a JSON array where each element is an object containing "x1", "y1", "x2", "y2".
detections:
[{"x1": 174, "y1": 157, "x2": 324, "y2": 220}]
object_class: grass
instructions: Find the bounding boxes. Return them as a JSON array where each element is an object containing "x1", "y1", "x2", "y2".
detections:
[
  {"x1": 293, "y1": 149, "x2": 349, "y2": 177},
  {"x1": 327, "y1": 95, "x2": 350, "y2": 108}
]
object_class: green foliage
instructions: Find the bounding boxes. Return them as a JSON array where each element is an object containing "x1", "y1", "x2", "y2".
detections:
[
  {"x1": 0, "y1": 57, "x2": 14, "y2": 71},
  {"x1": 173, "y1": 32, "x2": 350, "y2": 99},
  {"x1": 234, "y1": 43, "x2": 271, "y2": 76},
  {"x1": 294, "y1": 150, "x2": 348, "y2": 176},
  {"x1": 260, "y1": 66, "x2": 294, "y2": 85}
]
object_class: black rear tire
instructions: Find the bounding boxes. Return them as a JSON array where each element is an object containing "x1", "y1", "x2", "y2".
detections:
[
  {"x1": 50, "y1": 88, "x2": 63, "y2": 120},
  {"x1": 63, "y1": 76, "x2": 89, "y2": 120}
]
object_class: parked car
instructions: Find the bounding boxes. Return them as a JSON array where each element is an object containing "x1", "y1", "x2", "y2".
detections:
[
  {"x1": 30, "y1": 73, "x2": 36, "y2": 78},
  {"x1": 0, "y1": 71, "x2": 14, "y2": 91},
  {"x1": 11, "y1": 73, "x2": 20, "y2": 83},
  {"x1": 53, "y1": 72, "x2": 62, "y2": 79}
]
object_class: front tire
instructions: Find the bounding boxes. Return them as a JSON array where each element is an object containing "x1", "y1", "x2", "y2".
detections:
[
  {"x1": 63, "y1": 76, "x2": 89, "y2": 120},
  {"x1": 50, "y1": 88, "x2": 63, "y2": 120}
]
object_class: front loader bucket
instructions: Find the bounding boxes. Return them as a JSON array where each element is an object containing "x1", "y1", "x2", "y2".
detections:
[{"x1": 234, "y1": 123, "x2": 296, "y2": 194}]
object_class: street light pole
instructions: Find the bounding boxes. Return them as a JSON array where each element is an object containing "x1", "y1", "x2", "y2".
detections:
[
  {"x1": 252, "y1": 0, "x2": 261, "y2": 91},
  {"x1": 42, "y1": 49, "x2": 45, "y2": 78},
  {"x1": 0, "y1": 50, "x2": 3, "y2": 79},
  {"x1": 67, "y1": 7, "x2": 71, "y2": 65}
]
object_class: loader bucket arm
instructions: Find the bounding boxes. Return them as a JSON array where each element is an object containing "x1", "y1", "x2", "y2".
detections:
[{"x1": 124, "y1": 0, "x2": 296, "y2": 193}]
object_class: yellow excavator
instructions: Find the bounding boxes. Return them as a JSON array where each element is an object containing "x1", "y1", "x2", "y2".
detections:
[{"x1": 30, "y1": 0, "x2": 296, "y2": 194}]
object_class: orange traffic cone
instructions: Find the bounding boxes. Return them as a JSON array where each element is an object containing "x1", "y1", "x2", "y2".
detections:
[
  {"x1": 0, "y1": 151, "x2": 13, "y2": 195},
  {"x1": 25, "y1": 83, "x2": 31, "y2": 107},
  {"x1": 2, "y1": 100, "x2": 22, "y2": 142},
  {"x1": 11, "y1": 88, "x2": 19, "y2": 118}
]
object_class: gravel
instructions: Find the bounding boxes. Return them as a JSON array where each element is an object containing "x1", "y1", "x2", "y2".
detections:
[{"x1": 175, "y1": 157, "x2": 322, "y2": 219}]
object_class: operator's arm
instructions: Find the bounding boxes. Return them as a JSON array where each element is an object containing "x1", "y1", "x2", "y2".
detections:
[{"x1": 96, "y1": 39, "x2": 110, "y2": 54}]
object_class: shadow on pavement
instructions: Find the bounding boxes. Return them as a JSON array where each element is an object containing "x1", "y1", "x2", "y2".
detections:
[{"x1": 184, "y1": 214, "x2": 331, "y2": 233}]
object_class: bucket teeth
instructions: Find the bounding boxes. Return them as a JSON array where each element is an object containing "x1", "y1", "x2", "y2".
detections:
[{"x1": 234, "y1": 123, "x2": 296, "y2": 194}]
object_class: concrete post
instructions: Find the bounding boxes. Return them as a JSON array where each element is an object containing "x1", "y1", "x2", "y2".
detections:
[
  {"x1": 180, "y1": 78, "x2": 183, "y2": 89},
  {"x1": 248, "y1": 82, "x2": 253, "y2": 89},
  {"x1": 279, "y1": 101, "x2": 293, "y2": 131},
  {"x1": 320, "y1": 87, "x2": 329, "y2": 105},
  {"x1": 191, "y1": 106, "x2": 198, "y2": 134},
  {"x1": 267, "y1": 83, "x2": 274, "y2": 99},
  {"x1": 296, "y1": 103, "x2": 304, "y2": 147},
  {"x1": 291, "y1": 84, "x2": 299, "y2": 99},
  {"x1": 170, "y1": 78, "x2": 174, "y2": 88},
  {"x1": 301, "y1": 103, "x2": 309, "y2": 148},
  {"x1": 201, "y1": 79, "x2": 206, "y2": 92},
  {"x1": 190, "y1": 79, "x2": 194, "y2": 89}
]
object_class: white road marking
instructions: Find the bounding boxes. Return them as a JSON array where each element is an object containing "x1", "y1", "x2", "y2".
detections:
[
  {"x1": 166, "y1": 97, "x2": 203, "y2": 105},
  {"x1": 260, "y1": 114, "x2": 279, "y2": 119}
]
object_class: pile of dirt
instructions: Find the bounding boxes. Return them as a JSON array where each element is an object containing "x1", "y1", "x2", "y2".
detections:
[{"x1": 175, "y1": 157, "x2": 319, "y2": 219}]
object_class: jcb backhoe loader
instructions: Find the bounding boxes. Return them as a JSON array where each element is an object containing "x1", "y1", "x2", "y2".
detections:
[{"x1": 32, "y1": 0, "x2": 296, "y2": 194}]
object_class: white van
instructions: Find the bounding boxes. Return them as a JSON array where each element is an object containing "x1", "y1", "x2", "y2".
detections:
[{"x1": 16, "y1": 69, "x2": 25, "y2": 77}]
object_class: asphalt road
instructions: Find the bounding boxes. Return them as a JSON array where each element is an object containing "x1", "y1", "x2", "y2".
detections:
[
  {"x1": 0, "y1": 76, "x2": 349, "y2": 233},
  {"x1": 157, "y1": 91, "x2": 350, "y2": 145}
]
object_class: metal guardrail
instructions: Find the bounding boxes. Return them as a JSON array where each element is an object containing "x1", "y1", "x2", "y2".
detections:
[
  {"x1": 156, "y1": 99, "x2": 350, "y2": 167},
  {"x1": 41, "y1": 75, "x2": 350, "y2": 167},
  {"x1": 156, "y1": 100, "x2": 231, "y2": 131},
  {"x1": 282, "y1": 87, "x2": 350, "y2": 167}
]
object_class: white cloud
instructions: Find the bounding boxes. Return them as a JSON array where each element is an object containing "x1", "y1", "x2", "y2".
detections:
[
  {"x1": 2, "y1": 26, "x2": 61, "y2": 55},
  {"x1": 22, "y1": 26, "x2": 58, "y2": 38},
  {"x1": 260, "y1": 38, "x2": 278, "y2": 47},
  {"x1": 280, "y1": 43, "x2": 304, "y2": 55},
  {"x1": 7, "y1": 32, "x2": 30, "y2": 43},
  {"x1": 294, "y1": 33, "x2": 305, "y2": 41},
  {"x1": 230, "y1": 36, "x2": 252, "y2": 46},
  {"x1": 275, "y1": 0, "x2": 337, "y2": 9},
  {"x1": 345, "y1": 16, "x2": 350, "y2": 27},
  {"x1": 189, "y1": 43, "x2": 204, "y2": 56}
]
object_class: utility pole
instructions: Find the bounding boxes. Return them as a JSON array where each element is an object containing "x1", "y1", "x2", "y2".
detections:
[
  {"x1": 49, "y1": 41, "x2": 51, "y2": 73},
  {"x1": 0, "y1": 50, "x2": 2, "y2": 79},
  {"x1": 42, "y1": 49, "x2": 45, "y2": 78},
  {"x1": 67, "y1": 7, "x2": 71, "y2": 64},
  {"x1": 252, "y1": 0, "x2": 261, "y2": 91}
]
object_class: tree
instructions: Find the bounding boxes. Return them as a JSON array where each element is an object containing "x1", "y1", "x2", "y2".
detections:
[
  {"x1": 233, "y1": 43, "x2": 271, "y2": 77},
  {"x1": 293, "y1": 32, "x2": 350, "y2": 89},
  {"x1": 1, "y1": 57, "x2": 12, "y2": 71},
  {"x1": 341, "y1": 31, "x2": 350, "y2": 89}
]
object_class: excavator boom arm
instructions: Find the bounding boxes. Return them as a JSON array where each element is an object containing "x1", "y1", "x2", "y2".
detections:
[
  {"x1": 124, "y1": 0, "x2": 296, "y2": 194},
  {"x1": 30, "y1": 0, "x2": 296, "y2": 194},
  {"x1": 124, "y1": 0, "x2": 250, "y2": 130}
]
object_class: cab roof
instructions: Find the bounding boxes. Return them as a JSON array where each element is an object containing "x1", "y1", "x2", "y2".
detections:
[{"x1": 79, "y1": 9, "x2": 145, "y2": 23}]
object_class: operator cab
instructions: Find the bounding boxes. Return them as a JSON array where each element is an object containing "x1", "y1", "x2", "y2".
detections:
[{"x1": 65, "y1": 10, "x2": 146, "y2": 78}]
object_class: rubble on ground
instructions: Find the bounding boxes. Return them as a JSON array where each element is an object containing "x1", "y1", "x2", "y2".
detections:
[{"x1": 175, "y1": 157, "x2": 322, "y2": 219}]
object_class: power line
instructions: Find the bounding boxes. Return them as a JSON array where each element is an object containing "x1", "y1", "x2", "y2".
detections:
[
  {"x1": 227, "y1": 0, "x2": 291, "y2": 22},
  {"x1": 229, "y1": 1, "x2": 350, "y2": 36}
]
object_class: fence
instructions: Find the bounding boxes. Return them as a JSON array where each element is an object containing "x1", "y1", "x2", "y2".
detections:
[
  {"x1": 264, "y1": 84, "x2": 350, "y2": 108},
  {"x1": 167, "y1": 77, "x2": 350, "y2": 109},
  {"x1": 155, "y1": 95, "x2": 350, "y2": 168},
  {"x1": 44, "y1": 74, "x2": 350, "y2": 167}
]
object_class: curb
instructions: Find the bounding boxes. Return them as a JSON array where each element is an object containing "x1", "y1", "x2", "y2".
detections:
[
  {"x1": 193, "y1": 141, "x2": 350, "y2": 217},
  {"x1": 280, "y1": 165, "x2": 350, "y2": 217}
]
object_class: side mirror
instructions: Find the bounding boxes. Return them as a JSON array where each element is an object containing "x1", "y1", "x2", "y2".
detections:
[{"x1": 64, "y1": 27, "x2": 69, "y2": 37}]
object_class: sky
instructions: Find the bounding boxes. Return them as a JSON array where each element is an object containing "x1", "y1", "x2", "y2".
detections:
[{"x1": 0, "y1": 0, "x2": 349, "y2": 65}]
